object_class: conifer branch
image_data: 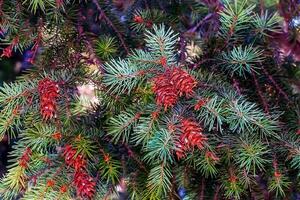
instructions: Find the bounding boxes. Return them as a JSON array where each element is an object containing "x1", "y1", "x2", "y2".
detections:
[
  {"x1": 262, "y1": 66, "x2": 290, "y2": 103},
  {"x1": 252, "y1": 71, "x2": 269, "y2": 114},
  {"x1": 92, "y1": 0, "x2": 129, "y2": 54},
  {"x1": 0, "y1": 1, "x2": 298, "y2": 199}
]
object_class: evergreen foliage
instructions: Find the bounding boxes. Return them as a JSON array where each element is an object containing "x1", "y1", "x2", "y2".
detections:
[{"x1": 0, "y1": 0, "x2": 299, "y2": 199}]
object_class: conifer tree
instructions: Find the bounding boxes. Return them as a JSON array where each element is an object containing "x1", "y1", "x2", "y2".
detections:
[{"x1": 0, "y1": 0, "x2": 299, "y2": 199}]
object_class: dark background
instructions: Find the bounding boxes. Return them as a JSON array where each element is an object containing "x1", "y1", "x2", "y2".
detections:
[{"x1": 0, "y1": 55, "x2": 24, "y2": 177}]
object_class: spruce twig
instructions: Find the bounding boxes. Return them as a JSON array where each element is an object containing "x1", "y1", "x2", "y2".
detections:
[{"x1": 92, "y1": 0, "x2": 129, "y2": 54}]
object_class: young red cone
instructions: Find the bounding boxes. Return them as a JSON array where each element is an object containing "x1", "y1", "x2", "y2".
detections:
[
  {"x1": 63, "y1": 145, "x2": 86, "y2": 171},
  {"x1": 74, "y1": 170, "x2": 96, "y2": 199},
  {"x1": 152, "y1": 73, "x2": 178, "y2": 110},
  {"x1": 19, "y1": 147, "x2": 32, "y2": 168},
  {"x1": 180, "y1": 118, "x2": 207, "y2": 149},
  {"x1": 38, "y1": 78, "x2": 59, "y2": 120},
  {"x1": 176, "y1": 119, "x2": 207, "y2": 159},
  {"x1": 170, "y1": 67, "x2": 197, "y2": 97}
]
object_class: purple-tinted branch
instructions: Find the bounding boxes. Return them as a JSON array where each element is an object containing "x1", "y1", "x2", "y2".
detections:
[
  {"x1": 123, "y1": 144, "x2": 147, "y2": 172},
  {"x1": 251, "y1": 71, "x2": 269, "y2": 114},
  {"x1": 77, "y1": 9, "x2": 103, "y2": 72},
  {"x1": 85, "y1": 39, "x2": 103, "y2": 70},
  {"x1": 232, "y1": 78, "x2": 241, "y2": 96},
  {"x1": 259, "y1": 0, "x2": 265, "y2": 15},
  {"x1": 92, "y1": 0, "x2": 129, "y2": 54},
  {"x1": 0, "y1": 0, "x2": 3, "y2": 14},
  {"x1": 102, "y1": 186, "x2": 115, "y2": 199},
  {"x1": 255, "y1": 175, "x2": 270, "y2": 200},
  {"x1": 199, "y1": 178, "x2": 205, "y2": 200},
  {"x1": 187, "y1": 13, "x2": 213, "y2": 33},
  {"x1": 143, "y1": 0, "x2": 149, "y2": 9},
  {"x1": 262, "y1": 67, "x2": 290, "y2": 103},
  {"x1": 158, "y1": 1, "x2": 164, "y2": 11},
  {"x1": 179, "y1": 35, "x2": 187, "y2": 62},
  {"x1": 213, "y1": 184, "x2": 221, "y2": 200},
  {"x1": 190, "y1": 58, "x2": 216, "y2": 69}
]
